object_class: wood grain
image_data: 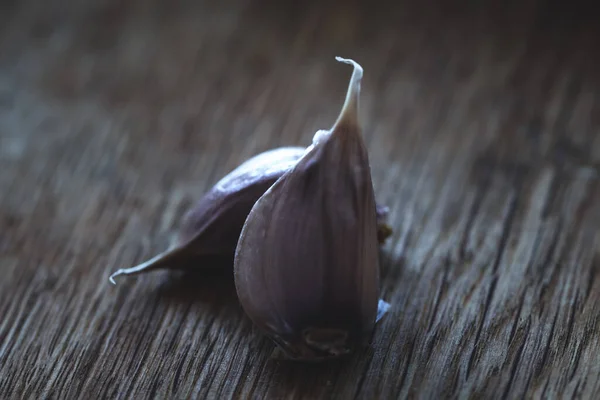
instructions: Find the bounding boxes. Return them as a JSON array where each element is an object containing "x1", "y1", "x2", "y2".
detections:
[{"x1": 2, "y1": 0, "x2": 600, "y2": 398}]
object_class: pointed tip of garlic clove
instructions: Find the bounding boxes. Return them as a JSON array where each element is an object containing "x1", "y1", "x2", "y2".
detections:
[
  {"x1": 108, "y1": 273, "x2": 119, "y2": 285},
  {"x1": 333, "y1": 56, "x2": 364, "y2": 131},
  {"x1": 107, "y1": 245, "x2": 189, "y2": 285}
]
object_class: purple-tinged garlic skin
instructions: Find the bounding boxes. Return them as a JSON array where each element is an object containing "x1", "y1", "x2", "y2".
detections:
[
  {"x1": 176, "y1": 147, "x2": 308, "y2": 255},
  {"x1": 108, "y1": 147, "x2": 305, "y2": 284},
  {"x1": 233, "y1": 57, "x2": 385, "y2": 361}
]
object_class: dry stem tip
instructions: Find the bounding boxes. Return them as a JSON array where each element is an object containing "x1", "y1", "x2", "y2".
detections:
[
  {"x1": 107, "y1": 246, "x2": 186, "y2": 285},
  {"x1": 108, "y1": 272, "x2": 120, "y2": 285},
  {"x1": 333, "y1": 56, "x2": 364, "y2": 129}
]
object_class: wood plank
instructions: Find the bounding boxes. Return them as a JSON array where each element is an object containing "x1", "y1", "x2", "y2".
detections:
[{"x1": 2, "y1": 0, "x2": 600, "y2": 398}]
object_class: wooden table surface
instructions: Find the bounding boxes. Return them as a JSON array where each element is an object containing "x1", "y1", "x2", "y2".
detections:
[{"x1": 2, "y1": 0, "x2": 600, "y2": 398}]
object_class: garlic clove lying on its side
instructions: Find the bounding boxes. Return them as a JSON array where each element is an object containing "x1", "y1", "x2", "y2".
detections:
[
  {"x1": 108, "y1": 147, "x2": 305, "y2": 284},
  {"x1": 233, "y1": 57, "x2": 387, "y2": 361}
]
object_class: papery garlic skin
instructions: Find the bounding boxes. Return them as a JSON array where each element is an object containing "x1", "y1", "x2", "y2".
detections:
[
  {"x1": 233, "y1": 57, "x2": 382, "y2": 361},
  {"x1": 108, "y1": 147, "x2": 306, "y2": 284},
  {"x1": 175, "y1": 147, "x2": 307, "y2": 255}
]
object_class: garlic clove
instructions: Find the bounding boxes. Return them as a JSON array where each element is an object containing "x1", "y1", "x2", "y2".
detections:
[
  {"x1": 108, "y1": 147, "x2": 305, "y2": 284},
  {"x1": 233, "y1": 57, "x2": 388, "y2": 361}
]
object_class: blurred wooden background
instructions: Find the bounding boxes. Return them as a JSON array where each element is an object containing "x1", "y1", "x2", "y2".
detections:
[{"x1": 2, "y1": 0, "x2": 600, "y2": 398}]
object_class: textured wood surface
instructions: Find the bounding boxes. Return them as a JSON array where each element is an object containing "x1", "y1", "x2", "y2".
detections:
[{"x1": 2, "y1": 0, "x2": 600, "y2": 398}]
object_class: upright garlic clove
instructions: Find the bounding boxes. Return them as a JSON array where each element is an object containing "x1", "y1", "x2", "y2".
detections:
[
  {"x1": 108, "y1": 144, "x2": 396, "y2": 285},
  {"x1": 234, "y1": 57, "x2": 387, "y2": 361}
]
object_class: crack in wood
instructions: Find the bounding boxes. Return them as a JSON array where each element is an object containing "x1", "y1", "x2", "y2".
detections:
[
  {"x1": 466, "y1": 193, "x2": 519, "y2": 377},
  {"x1": 502, "y1": 317, "x2": 531, "y2": 400}
]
